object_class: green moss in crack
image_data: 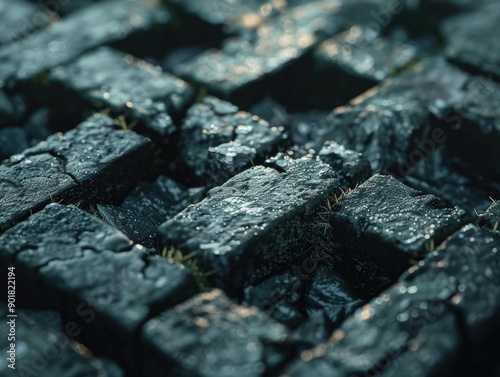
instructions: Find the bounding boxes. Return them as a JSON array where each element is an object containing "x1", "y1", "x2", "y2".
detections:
[{"x1": 161, "y1": 246, "x2": 215, "y2": 291}]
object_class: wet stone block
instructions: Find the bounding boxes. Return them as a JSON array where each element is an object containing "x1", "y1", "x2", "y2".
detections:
[
  {"x1": 305, "y1": 265, "x2": 364, "y2": 329},
  {"x1": 282, "y1": 225, "x2": 500, "y2": 377},
  {"x1": 159, "y1": 155, "x2": 343, "y2": 292},
  {"x1": 403, "y1": 225, "x2": 500, "y2": 349},
  {"x1": 287, "y1": 264, "x2": 365, "y2": 350},
  {"x1": 325, "y1": 97, "x2": 430, "y2": 174},
  {"x1": 98, "y1": 175, "x2": 204, "y2": 249},
  {"x1": 282, "y1": 283, "x2": 462, "y2": 377},
  {"x1": 178, "y1": 1, "x2": 382, "y2": 106},
  {"x1": 0, "y1": 204, "x2": 198, "y2": 361},
  {"x1": 243, "y1": 272, "x2": 306, "y2": 328},
  {"x1": 354, "y1": 58, "x2": 469, "y2": 119},
  {"x1": 322, "y1": 174, "x2": 469, "y2": 295},
  {"x1": 0, "y1": 0, "x2": 51, "y2": 46},
  {"x1": 313, "y1": 28, "x2": 416, "y2": 105},
  {"x1": 403, "y1": 154, "x2": 495, "y2": 218},
  {"x1": 0, "y1": 305, "x2": 110, "y2": 377},
  {"x1": 44, "y1": 0, "x2": 105, "y2": 16},
  {"x1": 0, "y1": 204, "x2": 135, "y2": 291},
  {"x1": 318, "y1": 141, "x2": 372, "y2": 188},
  {"x1": 163, "y1": 0, "x2": 283, "y2": 37},
  {"x1": 48, "y1": 47, "x2": 194, "y2": 140},
  {"x1": 141, "y1": 289, "x2": 296, "y2": 377},
  {"x1": 179, "y1": 96, "x2": 284, "y2": 186},
  {"x1": 375, "y1": 224, "x2": 500, "y2": 376},
  {"x1": 0, "y1": 0, "x2": 170, "y2": 85},
  {"x1": 0, "y1": 114, "x2": 152, "y2": 231},
  {"x1": 442, "y1": 2, "x2": 500, "y2": 79},
  {"x1": 478, "y1": 201, "x2": 500, "y2": 232}
]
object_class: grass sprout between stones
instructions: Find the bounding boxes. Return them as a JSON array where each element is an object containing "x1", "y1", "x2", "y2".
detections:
[
  {"x1": 161, "y1": 246, "x2": 215, "y2": 291},
  {"x1": 315, "y1": 187, "x2": 355, "y2": 237}
]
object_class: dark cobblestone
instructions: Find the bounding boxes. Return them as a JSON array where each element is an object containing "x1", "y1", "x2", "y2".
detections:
[
  {"x1": 0, "y1": 305, "x2": 112, "y2": 377},
  {"x1": 98, "y1": 175, "x2": 204, "y2": 249},
  {"x1": 313, "y1": 29, "x2": 417, "y2": 105},
  {"x1": 282, "y1": 224, "x2": 500, "y2": 377},
  {"x1": 0, "y1": 0, "x2": 170, "y2": 86},
  {"x1": 0, "y1": 203, "x2": 198, "y2": 365},
  {"x1": 1, "y1": 1, "x2": 499, "y2": 375},
  {"x1": 141, "y1": 289, "x2": 296, "y2": 377},
  {"x1": 321, "y1": 174, "x2": 469, "y2": 295},
  {"x1": 0, "y1": 114, "x2": 152, "y2": 230},
  {"x1": 177, "y1": 1, "x2": 385, "y2": 106},
  {"x1": 0, "y1": 0, "x2": 51, "y2": 47},
  {"x1": 478, "y1": 200, "x2": 500, "y2": 232},
  {"x1": 159, "y1": 155, "x2": 343, "y2": 292},
  {"x1": 47, "y1": 46, "x2": 194, "y2": 140},
  {"x1": 442, "y1": 2, "x2": 500, "y2": 79},
  {"x1": 179, "y1": 96, "x2": 284, "y2": 187}
]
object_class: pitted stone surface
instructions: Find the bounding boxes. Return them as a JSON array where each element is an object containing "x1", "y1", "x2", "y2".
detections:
[
  {"x1": 141, "y1": 289, "x2": 295, "y2": 377},
  {"x1": 179, "y1": 96, "x2": 283, "y2": 186},
  {"x1": 0, "y1": 114, "x2": 152, "y2": 230},
  {"x1": 159, "y1": 155, "x2": 343, "y2": 291},
  {"x1": 48, "y1": 47, "x2": 194, "y2": 139},
  {"x1": 322, "y1": 174, "x2": 469, "y2": 294},
  {"x1": 0, "y1": 204, "x2": 198, "y2": 359},
  {"x1": 0, "y1": 0, "x2": 170, "y2": 85},
  {"x1": 283, "y1": 225, "x2": 500, "y2": 377}
]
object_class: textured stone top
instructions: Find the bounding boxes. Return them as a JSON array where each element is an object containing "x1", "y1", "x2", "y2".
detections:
[
  {"x1": 0, "y1": 114, "x2": 152, "y2": 230},
  {"x1": 49, "y1": 47, "x2": 194, "y2": 138},
  {"x1": 0, "y1": 0, "x2": 169, "y2": 85}
]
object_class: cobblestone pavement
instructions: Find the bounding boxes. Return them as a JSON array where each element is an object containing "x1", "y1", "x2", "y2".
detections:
[{"x1": 1, "y1": 1, "x2": 499, "y2": 376}]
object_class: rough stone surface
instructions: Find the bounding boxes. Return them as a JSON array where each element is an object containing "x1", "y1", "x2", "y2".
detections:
[
  {"x1": 305, "y1": 265, "x2": 364, "y2": 328},
  {"x1": 98, "y1": 175, "x2": 204, "y2": 249},
  {"x1": 0, "y1": 203, "x2": 198, "y2": 361},
  {"x1": 353, "y1": 58, "x2": 469, "y2": 118},
  {"x1": 321, "y1": 174, "x2": 469, "y2": 295},
  {"x1": 327, "y1": 56, "x2": 499, "y2": 215},
  {"x1": 442, "y1": 2, "x2": 500, "y2": 78},
  {"x1": 243, "y1": 272, "x2": 306, "y2": 328},
  {"x1": 404, "y1": 154, "x2": 495, "y2": 217},
  {"x1": 282, "y1": 224, "x2": 500, "y2": 377},
  {"x1": 403, "y1": 225, "x2": 500, "y2": 346},
  {"x1": 314, "y1": 28, "x2": 416, "y2": 104},
  {"x1": 159, "y1": 155, "x2": 343, "y2": 291},
  {"x1": 0, "y1": 0, "x2": 51, "y2": 46},
  {"x1": 1, "y1": 1, "x2": 500, "y2": 375},
  {"x1": 0, "y1": 0, "x2": 170, "y2": 85},
  {"x1": 141, "y1": 289, "x2": 296, "y2": 377},
  {"x1": 282, "y1": 294, "x2": 461, "y2": 377},
  {"x1": 48, "y1": 47, "x2": 194, "y2": 139},
  {"x1": 0, "y1": 305, "x2": 111, "y2": 377},
  {"x1": 179, "y1": 96, "x2": 284, "y2": 186},
  {"x1": 0, "y1": 114, "x2": 152, "y2": 230},
  {"x1": 318, "y1": 141, "x2": 372, "y2": 188},
  {"x1": 325, "y1": 97, "x2": 430, "y2": 174},
  {"x1": 178, "y1": 1, "x2": 385, "y2": 106},
  {"x1": 163, "y1": 0, "x2": 281, "y2": 33}
]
